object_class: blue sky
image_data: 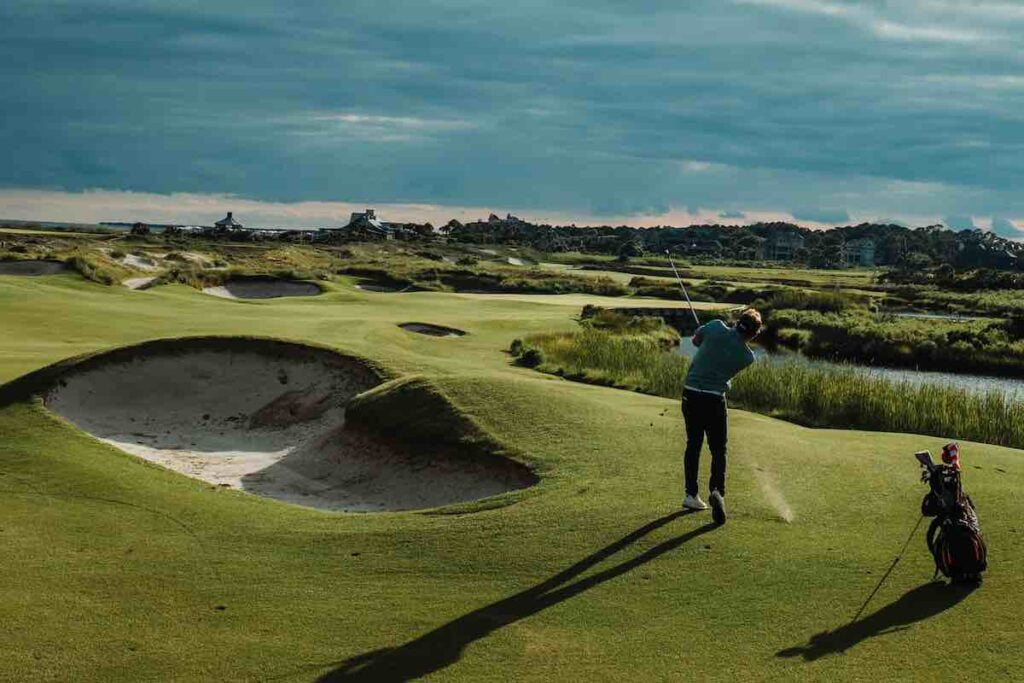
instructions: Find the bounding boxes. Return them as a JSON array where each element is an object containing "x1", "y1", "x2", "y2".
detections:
[{"x1": 3, "y1": 0, "x2": 1024, "y2": 232}]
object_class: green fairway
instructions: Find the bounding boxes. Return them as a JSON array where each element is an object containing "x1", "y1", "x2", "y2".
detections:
[{"x1": 1, "y1": 271, "x2": 1021, "y2": 681}]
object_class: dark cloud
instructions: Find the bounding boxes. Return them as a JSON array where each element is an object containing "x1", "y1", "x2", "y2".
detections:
[{"x1": 4, "y1": 0, "x2": 1024, "y2": 220}]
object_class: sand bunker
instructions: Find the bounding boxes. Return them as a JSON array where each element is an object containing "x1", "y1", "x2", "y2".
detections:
[
  {"x1": 0, "y1": 260, "x2": 67, "y2": 276},
  {"x1": 354, "y1": 278, "x2": 415, "y2": 293},
  {"x1": 123, "y1": 277, "x2": 157, "y2": 290},
  {"x1": 355, "y1": 283, "x2": 399, "y2": 292},
  {"x1": 506, "y1": 256, "x2": 539, "y2": 267},
  {"x1": 399, "y1": 322, "x2": 466, "y2": 337},
  {"x1": 43, "y1": 338, "x2": 533, "y2": 511},
  {"x1": 203, "y1": 277, "x2": 322, "y2": 300},
  {"x1": 121, "y1": 253, "x2": 159, "y2": 271}
]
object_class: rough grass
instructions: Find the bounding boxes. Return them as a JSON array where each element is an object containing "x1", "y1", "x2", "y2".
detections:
[{"x1": 518, "y1": 326, "x2": 1024, "y2": 449}]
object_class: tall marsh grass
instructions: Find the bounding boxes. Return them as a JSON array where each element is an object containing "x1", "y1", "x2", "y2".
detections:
[{"x1": 516, "y1": 328, "x2": 1024, "y2": 449}]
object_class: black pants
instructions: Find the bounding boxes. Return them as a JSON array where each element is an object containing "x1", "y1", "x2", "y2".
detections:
[{"x1": 682, "y1": 389, "x2": 728, "y2": 497}]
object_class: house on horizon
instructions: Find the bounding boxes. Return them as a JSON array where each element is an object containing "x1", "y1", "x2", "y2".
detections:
[
  {"x1": 214, "y1": 211, "x2": 244, "y2": 230},
  {"x1": 313, "y1": 208, "x2": 396, "y2": 241},
  {"x1": 766, "y1": 231, "x2": 805, "y2": 260},
  {"x1": 344, "y1": 208, "x2": 394, "y2": 240},
  {"x1": 842, "y1": 237, "x2": 876, "y2": 267}
]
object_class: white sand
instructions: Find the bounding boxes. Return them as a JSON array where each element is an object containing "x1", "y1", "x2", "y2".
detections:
[
  {"x1": 121, "y1": 254, "x2": 159, "y2": 271},
  {"x1": 355, "y1": 283, "x2": 400, "y2": 293},
  {"x1": 45, "y1": 343, "x2": 530, "y2": 511},
  {"x1": 506, "y1": 256, "x2": 539, "y2": 267},
  {"x1": 203, "y1": 279, "x2": 321, "y2": 299},
  {"x1": 123, "y1": 277, "x2": 157, "y2": 290},
  {"x1": 0, "y1": 260, "x2": 67, "y2": 276}
]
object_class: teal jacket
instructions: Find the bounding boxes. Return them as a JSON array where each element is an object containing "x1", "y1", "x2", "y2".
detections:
[{"x1": 683, "y1": 320, "x2": 756, "y2": 395}]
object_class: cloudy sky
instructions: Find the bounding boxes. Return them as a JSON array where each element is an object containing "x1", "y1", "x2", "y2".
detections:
[{"x1": 3, "y1": 0, "x2": 1024, "y2": 234}]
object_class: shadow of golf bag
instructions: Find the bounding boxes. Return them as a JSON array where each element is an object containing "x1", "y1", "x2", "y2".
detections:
[{"x1": 916, "y1": 443, "x2": 987, "y2": 584}]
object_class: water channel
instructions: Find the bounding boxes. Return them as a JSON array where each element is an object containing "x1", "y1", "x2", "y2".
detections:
[{"x1": 676, "y1": 337, "x2": 1024, "y2": 400}]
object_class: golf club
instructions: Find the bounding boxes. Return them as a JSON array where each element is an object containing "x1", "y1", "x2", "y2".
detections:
[{"x1": 665, "y1": 249, "x2": 701, "y2": 328}]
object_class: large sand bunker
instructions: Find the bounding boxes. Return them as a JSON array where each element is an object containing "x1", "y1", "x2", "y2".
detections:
[
  {"x1": 0, "y1": 260, "x2": 67, "y2": 276},
  {"x1": 203, "y1": 277, "x2": 322, "y2": 300},
  {"x1": 43, "y1": 338, "x2": 535, "y2": 511}
]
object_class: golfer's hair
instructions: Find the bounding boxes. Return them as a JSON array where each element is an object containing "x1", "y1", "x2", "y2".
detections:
[{"x1": 736, "y1": 308, "x2": 763, "y2": 338}]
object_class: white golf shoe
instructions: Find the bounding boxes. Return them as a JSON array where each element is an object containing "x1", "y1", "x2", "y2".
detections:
[
  {"x1": 683, "y1": 494, "x2": 708, "y2": 511},
  {"x1": 709, "y1": 490, "x2": 727, "y2": 525}
]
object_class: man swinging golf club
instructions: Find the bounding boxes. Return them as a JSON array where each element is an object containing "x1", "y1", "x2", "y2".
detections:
[{"x1": 680, "y1": 308, "x2": 763, "y2": 524}]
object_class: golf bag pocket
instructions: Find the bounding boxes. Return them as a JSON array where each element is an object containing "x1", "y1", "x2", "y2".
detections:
[{"x1": 927, "y1": 510, "x2": 988, "y2": 582}]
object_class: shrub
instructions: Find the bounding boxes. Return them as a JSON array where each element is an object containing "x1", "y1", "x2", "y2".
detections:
[
  {"x1": 516, "y1": 348, "x2": 546, "y2": 368},
  {"x1": 776, "y1": 328, "x2": 812, "y2": 350},
  {"x1": 767, "y1": 289, "x2": 856, "y2": 313}
]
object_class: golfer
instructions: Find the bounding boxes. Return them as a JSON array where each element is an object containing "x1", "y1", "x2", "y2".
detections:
[{"x1": 681, "y1": 308, "x2": 763, "y2": 524}]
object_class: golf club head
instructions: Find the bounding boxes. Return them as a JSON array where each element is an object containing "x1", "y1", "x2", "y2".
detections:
[{"x1": 915, "y1": 450, "x2": 935, "y2": 469}]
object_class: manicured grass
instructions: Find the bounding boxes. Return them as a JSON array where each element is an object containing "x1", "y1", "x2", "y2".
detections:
[{"x1": 0, "y1": 270, "x2": 1021, "y2": 681}]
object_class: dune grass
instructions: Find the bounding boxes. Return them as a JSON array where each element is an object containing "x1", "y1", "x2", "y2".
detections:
[
  {"x1": 517, "y1": 325, "x2": 1024, "y2": 449},
  {"x1": 0, "y1": 269, "x2": 1021, "y2": 681}
]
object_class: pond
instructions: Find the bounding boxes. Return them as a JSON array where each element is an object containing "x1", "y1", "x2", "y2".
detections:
[{"x1": 676, "y1": 337, "x2": 1024, "y2": 400}]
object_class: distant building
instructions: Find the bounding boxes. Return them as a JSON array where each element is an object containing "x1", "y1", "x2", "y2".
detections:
[
  {"x1": 345, "y1": 209, "x2": 394, "y2": 240},
  {"x1": 487, "y1": 212, "x2": 525, "y2": 225},
  {"x1": 766, "y1": 232, "x2": 805, "y2": 260},
  {"x1": 843, "y1": 237, "x2": 876, "y2": 267},
  {"x1": 314, "y1": 209, "x2": 396, "y2": 242},
  {"x1": 214, "y1": 211, "x2": 244, "y2": 230}
]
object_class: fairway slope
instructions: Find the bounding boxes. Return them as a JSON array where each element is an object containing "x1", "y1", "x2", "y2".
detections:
[{"x1": 40, "y1": 337, "x2": 535, "y2": 511}]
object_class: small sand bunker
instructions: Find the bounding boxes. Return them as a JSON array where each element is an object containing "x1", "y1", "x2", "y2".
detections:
[
  {"x1": 121, "y1": 253, "x2": 159, "y2": 271},
  {"x1": 355, "y1": 278, "x2": 412, "y2": 293},
  {"x1": 123, "y1": 277, "x2": 158, "y2": 290},
  {"x1": 43, "y1": 338, "x2": 533, "y2": 511},
  {"x1": 506, "y1": 256, "x2": 539, "y2": 267},
  {"x1": 203, "y1": 277, "x2": 322, "y2": 300},
  {"x1": 0, "y1": 260, "x2": 67, "y2": 276},
  {"x1": 399, "y1": 322, "x2": 466, "y2": 337}
]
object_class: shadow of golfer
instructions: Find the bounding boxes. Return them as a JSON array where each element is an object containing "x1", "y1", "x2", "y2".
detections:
[
  {"x1": 317, "y1": 511, "x2": 716, "y2": 682},
  {"x1": 777, "y1": 581, "x2": 976, "y2": 661}
]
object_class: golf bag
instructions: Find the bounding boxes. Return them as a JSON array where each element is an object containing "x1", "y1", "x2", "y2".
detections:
[{"x1": 916, "y1": 444, "x2": 987, "y2": 584}]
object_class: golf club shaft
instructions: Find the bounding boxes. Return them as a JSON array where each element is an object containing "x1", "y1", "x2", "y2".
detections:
[{"x1": 665, "y1": 251, "x2": 701, "y2": 327}]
